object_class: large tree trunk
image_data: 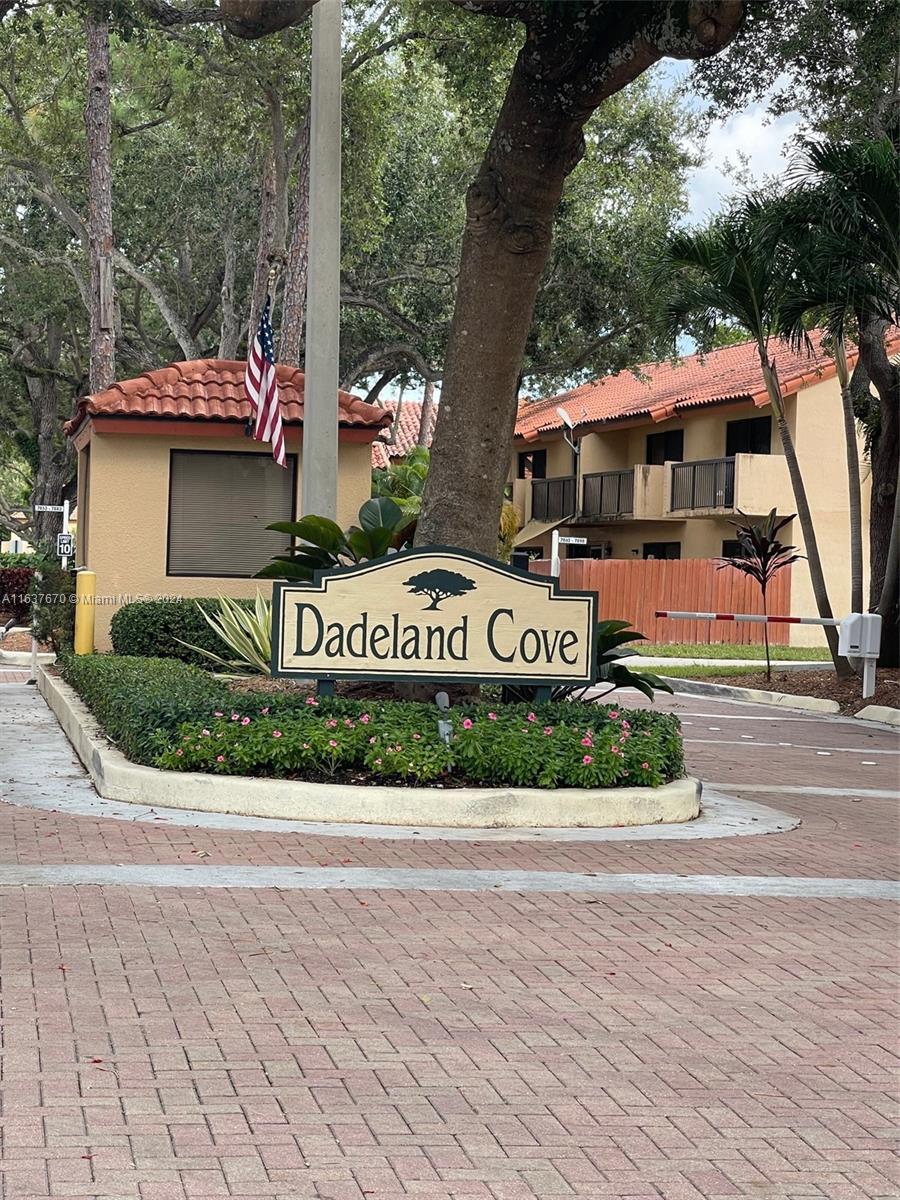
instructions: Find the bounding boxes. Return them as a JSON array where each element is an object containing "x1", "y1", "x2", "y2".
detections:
[
  {"x1": 84, "y1": 3, "x2": 116, "y2": 393},
  {"x1": 760, "y1": 356, "x2": 850, "y2": 676},
  {"x1": 279, "y1": 114, "x2": 311, "y2": 364},
  {"x1": 416, "y1": 1, "x2": 743, "y2": 551},
  {"x1": 415, "y1": 66, "x2": 589, "y2": 551},
  {"x1": 834, "y1": 337, "x2": 864, "y2": 617},
  {"x1": 857, "y1": 317, "x2": 900, "y2": 665}
]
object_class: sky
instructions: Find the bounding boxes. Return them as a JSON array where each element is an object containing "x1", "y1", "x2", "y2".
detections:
[{"x1": 654, "y1": 61, "x2": 802, "y2": 225}]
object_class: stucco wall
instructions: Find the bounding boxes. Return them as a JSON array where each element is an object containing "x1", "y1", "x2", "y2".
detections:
[{"x1": 80, "y1": 429, "x2": 375, "y2": 649}]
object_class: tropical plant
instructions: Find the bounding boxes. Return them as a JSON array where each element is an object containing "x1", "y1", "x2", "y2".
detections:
[
  {"x1": 177, "y1": 592, "x2": 273, "y2": 676},
  {"x1": 718, "y1": 509, "x2": 804, "y2": 681},
  {"x1": 661, "y1": 200, "x2": 850, "y2": 675},
  {"x1": 255, "y1": 497, "x2": 411, "y2": 582},
  {"x1": 373, "y1": 448, "x2": 520, "y2": 560},
  {"x1": 502, "y1": 620, "x2": 674, "y2": 705}
]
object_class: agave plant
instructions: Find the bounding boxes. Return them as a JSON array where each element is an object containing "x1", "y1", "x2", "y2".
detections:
[
  {"x1": 718, "y1": 508, "x2": 803, "y2": 681},
  {"x1": 255, "y1": 497, "x2": 411, "y2": 581},
  {"x1": 177, "y1": 591, "x2": 272, "y2": 675}
]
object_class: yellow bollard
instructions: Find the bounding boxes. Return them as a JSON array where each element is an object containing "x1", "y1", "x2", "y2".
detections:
[{"x1": 74, "y1": 570, "x2": 96, "y2": 655}]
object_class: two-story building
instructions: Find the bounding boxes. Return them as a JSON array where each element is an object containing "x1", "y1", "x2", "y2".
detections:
[{"x1": 510, "y1": 335, "x2": 883, "y2": 642}]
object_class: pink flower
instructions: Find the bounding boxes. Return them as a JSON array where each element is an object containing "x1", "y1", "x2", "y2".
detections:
[
  {"x1": 374, "y1": 757, "x2": 382, "y2": 766},
  {"x1": 609, "y1": 710, "x2": 619, "y2": 720},
  {"x1": 581, "y1": 736, "x2": 593, "y2": 747},
  {"x1": 582, "y1": 754, "x2": 593, "y2": 765},
  {"x1": 260, "y1": 706, "x2": 269, "y2": 715},
  {"x1": 619, "y1": 735, "x2": 627, "y2": 743},
  {"x1": 344, "y1": 718, "x2": 354, "y2": 727},
  {"x1": 543, "y1": 726, "x2": 553, "y2": 736},
  {"x1": 272, "y1": 730, "x2": 282, "y2": 739},
  {"x1": 326, "y1": 719, "x2": 338, "y2": 728},
  {"x1": 214, "y1": 711, "x2": 223, "y2": 717},
  {"x1": 201, "y1": 729, "x2": 210, "y2": 737},
  {"x1": 360, "y1": 714, "x2": 370, "y2": 724},
  {"x1": 302, "y1": 743, "x2": 310, "y2": 750},
  {"x1": 368, "y1": 736, "x2": 377, "y2": 744},
  {"x1": 611, "y1": 745, "x2": 620, "y2": 754},
  {"x1": 623, "y1": 769, "x2": 630, "y2": 776},
  {"x1": 413, "y1": 733, "x2": 421, "y2": 741},
  {"x1": 305, "y1": 695, "x2": 318, "y2": 706},
  {"x1": 175, "y1": 748, "x2": 183, "y2": 756},
  {"x1": 488, "y1": 712, "x2": 497, "y2": 720},
  {"x1": 527, "y1": 712, "x2": 536, "y2": 722},
  {"x1": 241, "y1": 717, "x2": 251, "y2": 726},
  {"x1": 216, "y1": 755, "x2": 225, "y2": 762},
  {"x1": 621, "y1": 720, "x2": 630, "y2": 731},
  {"x1": 230, "y1": 713, "x2": 239, "y2": 721},
  {"x1": 641, "y1": 761, "x2": 650, "y2": 770},
  {"x1": 462, "y1": 718, "x2": 473, "y2": 730},
  {"x1": 328, "y1": 739, "x2": 337, "y2": 748}
]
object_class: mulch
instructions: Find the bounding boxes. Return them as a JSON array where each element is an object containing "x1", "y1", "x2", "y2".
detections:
[
  {"x1": 0, "y1": 630, "x2": 51, "y2": 654},
  {"x1": 699, "y1": 667, "x2": 899, "y2": 716}
]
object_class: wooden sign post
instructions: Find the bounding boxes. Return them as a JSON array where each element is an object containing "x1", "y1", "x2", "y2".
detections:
[{"x1": 271, "y1": 546, "x2": 597, "y2": 687}]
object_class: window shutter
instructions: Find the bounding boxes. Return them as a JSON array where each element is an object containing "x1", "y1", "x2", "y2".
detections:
[{"x1": 168, "y1": 450, "x2": 297, "y2": 577}]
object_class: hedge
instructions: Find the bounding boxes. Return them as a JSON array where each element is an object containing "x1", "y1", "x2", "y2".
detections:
[
  {"x1": 110, "y1": 597, "x2": 255, "y2": 667},
  {"x1": 60, "y1": 654, "x2": 684, "y2": 787},
  {"x1": 60, "y1": 655, "x2": 229, "y2": 763}
]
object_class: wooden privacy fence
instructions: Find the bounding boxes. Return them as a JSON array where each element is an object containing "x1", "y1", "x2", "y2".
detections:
[{"x1": 531, "y1": 557, "x2": 792, "y2": 645}]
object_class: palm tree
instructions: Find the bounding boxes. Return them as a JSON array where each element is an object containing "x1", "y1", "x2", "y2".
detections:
[
  {"x1": 773, "y1": 136, "x2": 900, "y2": 665},
  {"x1": 662, "y1": 202, "x2": 851, "y2": 675}
]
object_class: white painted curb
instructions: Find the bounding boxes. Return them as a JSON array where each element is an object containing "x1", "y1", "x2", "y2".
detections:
[{"x1": 38, "y1": 668, "x2": 700, "y2": 829}]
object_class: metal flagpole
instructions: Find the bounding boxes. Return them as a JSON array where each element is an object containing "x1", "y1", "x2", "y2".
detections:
[{"x1": 302, "y1": 0, "x2": 341, "y2": 520}]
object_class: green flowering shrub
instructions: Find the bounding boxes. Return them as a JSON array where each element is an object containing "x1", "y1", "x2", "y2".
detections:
[{"x1": 62, "y1": 654, "x2": 684, "y2": 787}]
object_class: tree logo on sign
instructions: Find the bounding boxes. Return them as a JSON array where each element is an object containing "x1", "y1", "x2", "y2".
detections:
[{"x1": 403, "y1": 569, "x2": 477, "y2": 610}]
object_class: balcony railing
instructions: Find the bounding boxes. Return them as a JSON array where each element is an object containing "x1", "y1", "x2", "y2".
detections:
[
  {"x1": 582, "y1": 470, "x2": 634, "y2": 517},
  {"x1": 670, "y1": 457, "x2": 735, "y2": 511},
  {"x1": 531, "y1": 475, "x2": 576, "y2": 521}
]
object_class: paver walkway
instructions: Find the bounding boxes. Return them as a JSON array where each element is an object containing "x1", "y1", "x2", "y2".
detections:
[{"x1": 0, "y1": 683, "x2": 897, "y2": 1199}]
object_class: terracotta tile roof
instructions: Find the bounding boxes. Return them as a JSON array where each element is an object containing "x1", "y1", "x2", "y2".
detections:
[
  {"x1": 371, "y1": 396, "x2": 438, "y2": 468},
  {"x1": 65, "y1": 359, "x2": 394, "y2": 437},
  {"x1": 515, "y1": 332, "x2": 892, "y2": 442}
]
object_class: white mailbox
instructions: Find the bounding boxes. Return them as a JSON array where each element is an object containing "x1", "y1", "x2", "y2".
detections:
[{"x1": 838, "y1": 612, "x2": 882, "y2": 658}]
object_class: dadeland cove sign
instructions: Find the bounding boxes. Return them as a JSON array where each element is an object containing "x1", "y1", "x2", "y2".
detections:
[{"x1": 271, "y1": 547, "x2": 597, "y2": 685}]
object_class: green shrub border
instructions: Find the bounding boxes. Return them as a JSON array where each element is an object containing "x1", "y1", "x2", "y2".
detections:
[
  {"x1": 60, "y1": 654, "x2": 684, "y2": 787},
  {"x1": 110, "y1": 597, "x2": 256, "y2": 668}
]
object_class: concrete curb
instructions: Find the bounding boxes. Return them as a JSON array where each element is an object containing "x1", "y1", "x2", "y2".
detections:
[
  {"x1": 855, "y1": 704, "x2": 900, "y2": 727},
  {"x1": 659, "y1": 674, "x2": 899, "y2": 725},
  {"x1": 657, "y1": 675, "x2": 841, "y2": 713},
  {"x1": 0, "y1": 648, "x2": 55, "y2": 666},
  {"x1": 37, "y1": 668, "x2": 701, "y2": 830}
]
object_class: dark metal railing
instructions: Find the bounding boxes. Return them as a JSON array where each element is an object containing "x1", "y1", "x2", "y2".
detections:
[
  {"x1": 670, "y1": 457, "x2": 735, "y2": 511},
  {"x1": 581, "y1": 469, "x2": 634, "y2": 517},
  {"x1": 531, "y1": 475, "x2": 577, "y2": 521}
]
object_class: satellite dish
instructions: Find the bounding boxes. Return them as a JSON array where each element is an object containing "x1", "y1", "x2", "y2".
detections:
[{"x1": 556, "y1": 406, "x2": 575, "y2": 430}]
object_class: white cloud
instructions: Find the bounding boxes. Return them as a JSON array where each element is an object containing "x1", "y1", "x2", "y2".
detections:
[{"x1": 685, "y1": 106, "x2": 804, "y2": 223}]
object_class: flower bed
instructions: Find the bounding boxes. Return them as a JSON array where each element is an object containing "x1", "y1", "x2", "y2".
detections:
[{"x1": 59, "y1": 654, "x2": 684, "y2": 789}]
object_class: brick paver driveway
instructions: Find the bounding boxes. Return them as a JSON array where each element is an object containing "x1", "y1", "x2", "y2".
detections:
[{"x1": 0, "y1": 683, "x2": 897, "y2": 1199}]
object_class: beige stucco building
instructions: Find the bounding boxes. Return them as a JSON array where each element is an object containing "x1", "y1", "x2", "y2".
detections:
[
  {"x1": 510, "y1": 336, "x2": 882, "y2": 647},
  {"x1": 66, "y1": 360, "x2": 391, "y2": 649}
]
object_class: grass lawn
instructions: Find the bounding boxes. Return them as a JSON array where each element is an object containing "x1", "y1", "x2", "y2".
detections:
[
  {"x1": 634, "y1": 642, "x2": 828, "y2": 661},
  {"x1": 634, "y1": 664, "x2": 767, "y2": 680}
]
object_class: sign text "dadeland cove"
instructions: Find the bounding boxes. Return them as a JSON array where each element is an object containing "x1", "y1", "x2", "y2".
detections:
[{"x1": 271, "y1": 548, "x2": 597, "y2": 684}]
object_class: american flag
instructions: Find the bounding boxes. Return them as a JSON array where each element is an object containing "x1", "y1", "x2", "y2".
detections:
[{"x1": 244, "y1": 296, "x2": 286, "y2": 467}]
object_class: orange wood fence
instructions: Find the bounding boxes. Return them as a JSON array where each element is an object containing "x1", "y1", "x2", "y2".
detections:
[{"x1": 531, "y1": 557, "x2": 792, "y2": 645}]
